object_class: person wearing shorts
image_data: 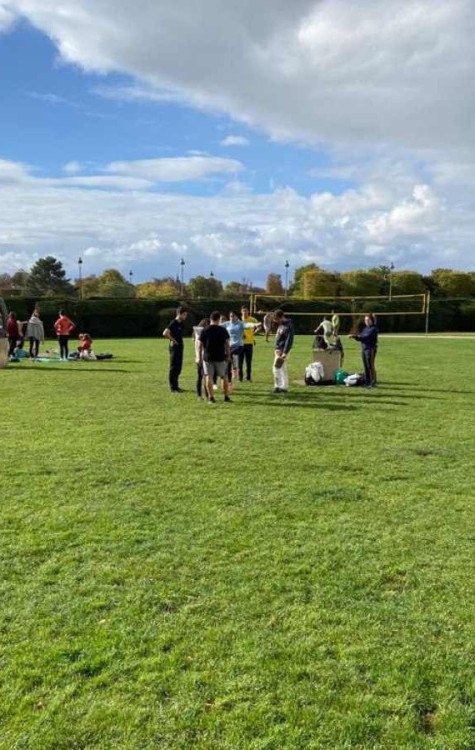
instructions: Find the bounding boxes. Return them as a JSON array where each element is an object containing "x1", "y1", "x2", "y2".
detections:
[{"x1": 199, "y1": 311, "x2": 232, "y2": 404}]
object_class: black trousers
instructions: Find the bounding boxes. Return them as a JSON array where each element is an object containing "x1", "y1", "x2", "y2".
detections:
[
  {"x1": 8, "y1": 337, "x2": 16, "y2": 356},
  {"x1": 58, "y1": 335, "x2": 70, "y2": 359},
  {"x1": 29, "y1": 337, "x2": 40, "y2": 358},
  {"x1": 196, "y1": 363, "x2": 208, "y2": 398},
  {"x1": 169, "y1": 345, "x2": 183, "y2": 390},
  {"x1": 238, "y1": 344, "x2": 254, "y2": 381},
  {"x1": 362, "y1": 348, "x2": 377, "y2": 386}
]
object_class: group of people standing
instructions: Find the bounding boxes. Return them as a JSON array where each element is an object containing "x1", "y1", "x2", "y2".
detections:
[
  {"x1": 5, "y1": 308, "x2": 94, "y2": 361},
  {"x1": 163, "y1": 305, "x2": 295, "y2": 401}
]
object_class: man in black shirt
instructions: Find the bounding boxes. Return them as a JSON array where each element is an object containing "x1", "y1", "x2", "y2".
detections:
[
  {"x1": 199, "y1": 311, "x2": 232, "y2": 403},
  {"x1": 163, "y1": 306, "x2": 188, "y2": 392}
]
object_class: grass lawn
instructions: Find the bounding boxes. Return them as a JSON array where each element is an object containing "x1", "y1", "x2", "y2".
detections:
[{"x1": 1, "y1": 335, "x2": 474, "y2": 749}]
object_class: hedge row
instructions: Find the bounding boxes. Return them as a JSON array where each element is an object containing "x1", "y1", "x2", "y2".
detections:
[{"x1": 4, "y1": 296, "x2": 474, "y2": 337}]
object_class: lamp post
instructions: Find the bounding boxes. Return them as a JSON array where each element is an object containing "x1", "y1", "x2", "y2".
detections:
[
  {"x1": 129, "y1": 270, "x2": 133, "y2": 284},
  {"x1": 210, "y1": 271, "x2": 214, "y2": 278},
  {"x1": 388, "y1": 262, "x2": 395, "y2": 301},
  {"x1": 180, "y1": 258, "x2": 185, "y2": 296},
  {"x1": 284, "y1": 260, "x2": 290, "y2": 297},
  {"x1": 78, "y1": 257, "x2": 83, "y2": 300}
]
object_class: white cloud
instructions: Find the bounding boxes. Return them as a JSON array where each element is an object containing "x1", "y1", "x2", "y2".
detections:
[
  {"x1": 62, "y1": 160, "x2": 83, "y2": 174},
  {"x1": 5, "y1": 0, "x2": 475, "y2": 153},
  {"x1": 0, "y1": 156, "x2": 472, "y2": 280},
  {"x1": 220, "y1": 136, "x2": 250, "y2": 147},
  {"x1": 104, "y1": 156, "x2": 243, "y2": 182}
]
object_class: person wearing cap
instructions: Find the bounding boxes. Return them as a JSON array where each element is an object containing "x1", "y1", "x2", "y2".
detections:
[
  {"x1": 239, "y1": 306, "x2": 258, "y2": 382},
  {"x1": 272, "y1": 309, "x2": 294, "y2": 393}
]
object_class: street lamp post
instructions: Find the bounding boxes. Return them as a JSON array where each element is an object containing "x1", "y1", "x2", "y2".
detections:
[
  {"x1": 78, "y1": 257, "x2": 83, "y2": 300},
  {"x1": 180, "y1": 258, "x2": 185, "y2": 296},
  {"x1": 284, "y1": 260, "x2": 290, "y2": 297},
  {"x1": 129, "y1": 270, "x2": 133, "y2": 284},
  {"x1": 210, "y1": 271, "x2": 214, "y2": 278},
  {"x1": 388, "y1": 262, "x2": 395, "y2": 301}
]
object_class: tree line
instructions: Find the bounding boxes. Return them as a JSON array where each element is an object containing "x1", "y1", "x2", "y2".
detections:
[{"x1": 1, "y1": 256, "x2": 474, "y2": 300}]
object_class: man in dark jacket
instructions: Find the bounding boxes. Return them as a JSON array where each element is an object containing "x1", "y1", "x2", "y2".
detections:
[
  {"x1": 349, "y1": 313, "x2": 378, "y2": 387},
  {"x1": 272, "y1": 309, "x2": 294, "y2": 393},
  {"x1": 163, "y1": 306, "x2": 188, "y2": 392}
]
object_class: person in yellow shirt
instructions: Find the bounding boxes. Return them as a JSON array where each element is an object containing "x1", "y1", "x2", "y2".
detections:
[{"x1": 239, "y1": 306, "x2": 258, "y2": 381}]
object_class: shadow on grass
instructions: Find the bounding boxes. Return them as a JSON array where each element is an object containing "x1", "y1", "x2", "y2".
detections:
[{"x1": 9, "y1": 366, "x2": 129, "y2": 374}]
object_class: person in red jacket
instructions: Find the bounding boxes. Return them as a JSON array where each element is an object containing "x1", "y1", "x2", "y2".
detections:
[
  {"x1": 54, "y1": 310, "x2": 76, "y2": 360},
  {"x1": 6, "y1": 311, "x2": 20, "y2": 357}
]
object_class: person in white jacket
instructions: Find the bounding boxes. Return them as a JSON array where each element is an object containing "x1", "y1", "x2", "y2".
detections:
[{"x1": 26, "y1": 309, "x2": 44, "y2": 359}]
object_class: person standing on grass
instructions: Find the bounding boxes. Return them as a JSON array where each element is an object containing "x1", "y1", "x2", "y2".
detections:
[
  {"x1": 54, "y1": 310, "x2": 76, "y2": 361},
  {"x1": 239, "y1": 306, "x2": 258, "y2": 382},
  {"x1": 6, "y1": 312, "x2": 20, "y2": 357},
  {"x1": 223, "y1": 311, "x2": 245, "y2": 389},
  {"x1": 272, "y1": 309, "x2": 294, "y2": 394},
  {"x1": 163, "y1": 306, "x2": 188, "y2": 393},
  {"x1": 193, "y1": 318, "x2": 210, "y2": 399},
  {"x1": 349, "y1": 313, "x2": 378, "y2": 388},
  {"x1": 199, "y1": 311, "x2": 232, "y2": 404},
  {"x1": 26, "y1": 308, "x2": 44, "y2": 359}
]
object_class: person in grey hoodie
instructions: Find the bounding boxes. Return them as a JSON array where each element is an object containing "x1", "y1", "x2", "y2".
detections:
[{"x1": 26, "y1": 308, "x2": 45, "y2": 359}]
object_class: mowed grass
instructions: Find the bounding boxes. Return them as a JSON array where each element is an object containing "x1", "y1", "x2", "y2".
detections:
[{"x1": 1, "y1": 335, "x2": 474, "y2": 750}]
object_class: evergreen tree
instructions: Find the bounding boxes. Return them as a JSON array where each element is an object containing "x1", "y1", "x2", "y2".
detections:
[{"x1": 27, "y1": 257, "x2": 73, "y2": 296}]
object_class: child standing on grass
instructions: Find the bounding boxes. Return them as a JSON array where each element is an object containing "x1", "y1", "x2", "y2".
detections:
[{"x1": 6, "y1": 312, "x2": 20, "y2": 357}]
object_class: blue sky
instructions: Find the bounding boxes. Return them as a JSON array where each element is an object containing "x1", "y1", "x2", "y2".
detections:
[{"x1": 0, "y1": 1, "x2": 474, "y2": 284}]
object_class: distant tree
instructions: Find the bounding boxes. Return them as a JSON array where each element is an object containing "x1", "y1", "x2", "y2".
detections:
[
  {"x1": 340, "y1": 270, "x2": 382, "y2": 297},
  {"x1": 289, "y1": 263, "x2": 319, "y2": 297},
  {"x1": 431, "y1": 269, "x2": 474, "y2": 298},
  {"x1": 0, "y1": 273, "x2": 13, "y2": 292},
  {"x1": 79, "y1": 275, "x2": 101, "y2": 298},
  {"x1": 302, "y1": 269, "x2": 339, "y2": 299},
  {"x1": 96, "y1": 269, "x2": 135, "y2": 298},
  {"x1": 390, "y1": 271, "x2": 425, "y2": 295},
  {"x1": 11, "y1": 269, "x2": 30, "y2": 294},
  {"x1": 27, "y1": 256, "x2": 73, "y2": 296},
  {"x1": 266, "y1": 273, "x2": 284, "y2": 296},
  {"x1": 222, "y1": 281, "x2": 247, "y2": 297},
  {"x1": 136, "y1": 277, "x2": 182, "y2": 298},
  {"x1": 187, "y1": 275, "x2": 223, "y2": 298}
]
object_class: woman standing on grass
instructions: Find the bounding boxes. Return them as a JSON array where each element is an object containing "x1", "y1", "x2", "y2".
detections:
[
  {"x1": 54, "y1": 310, "x2": 76, "y2": 361},
  {"x1": 349, "y1": 313, "x2": 378, "y2": 387},
  {"x1": 26, "y1": 308, "x2": 44, "y2": 359}
]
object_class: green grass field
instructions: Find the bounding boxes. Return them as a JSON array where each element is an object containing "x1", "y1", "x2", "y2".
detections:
[{"x1": 1, "y1": 335, "x2": 474, "y2": 750}]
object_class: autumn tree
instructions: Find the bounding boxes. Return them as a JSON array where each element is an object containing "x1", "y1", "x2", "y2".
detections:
[
  {"x1": 431, "y1": 269, "x2": 474, "y2": 297},
  {"x1": 136, "y1": 277, "x2": 181, "y2": 298},
  {"x1": 302, "y1": 269, "x2": 339, "y2": 299},
  {"x1": 96, "y1": 269, "x2": 135, "y2": 298},
  {"x1": 266, "y1": 273, "x2": 284, "y2": 295},
  {"x1": 340, "y1": 270, "x2": 383, "y2": 297},
  {"x1": 187, "y1": 275, "x2": 223, "y2": 298}
]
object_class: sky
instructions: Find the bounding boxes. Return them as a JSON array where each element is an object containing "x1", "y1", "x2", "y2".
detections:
[{"x1": 0, "y1": 0, "x2": 474, "y2": 286}]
